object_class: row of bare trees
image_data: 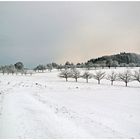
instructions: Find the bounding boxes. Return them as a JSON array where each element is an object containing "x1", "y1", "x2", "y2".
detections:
[{"x1": 59, "y1": 69, "x2": 140, "y2": 87}]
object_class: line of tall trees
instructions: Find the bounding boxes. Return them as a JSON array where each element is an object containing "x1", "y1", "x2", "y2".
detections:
[
  {"x1": 32, "y1": 53, "x2": 140, "y2": 72},
  {"x1": 87, "y1": 52, "x2": 140, "y2": 68},
  {"x1": 34, "y1": 63, "x2": 60, "y2": 72},
  {"x1": 0, "y1": 62, "x2": 33, "y2": 75},
  {"x1": 0, "y1": 62, "x2": 24, "y2": 74},
  {"x1": 33, "y1": 59, "x2": 140, "y2": 73},
  {"x1": 59, "y1": 68, "x2": 140, "y2": 87}
]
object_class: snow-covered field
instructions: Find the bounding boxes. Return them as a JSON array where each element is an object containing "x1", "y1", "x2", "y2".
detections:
[{"x1": 0, "y1": 67, "x2": 140, "y2": 138}]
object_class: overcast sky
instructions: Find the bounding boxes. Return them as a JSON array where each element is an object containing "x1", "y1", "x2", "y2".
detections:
[{"x1": 0, "y1": 1, "x2": 140, "y2": 68}]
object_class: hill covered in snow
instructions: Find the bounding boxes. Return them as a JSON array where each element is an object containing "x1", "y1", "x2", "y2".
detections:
[{"x1": 87, "y1": 52, "x2": 140, "y2": 67}]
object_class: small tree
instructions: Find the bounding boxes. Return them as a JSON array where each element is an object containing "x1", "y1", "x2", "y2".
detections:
[
  {"x1": 14, "y1": 62, "x2": 24, "y2": 71},
  {"x1": 100, "y1": 63, "x2": 106, "y2": 69},
  {"x1": 1, "y1": 66, "x2": 6, "y2": 75},
  {"x1": 8, "y1": 65, "x2": 16, "y2": 75},
  {"x1": 24, "y1": 70, "x2": 27, "y2": 75},
  {"x1": 106, "y1": 59, "x2": 113, "y2": 69},
  {"x1": 93, "y1": 71, "x2": 106, "y2": 84},
  {"x1": 47, "y1": 64, "x2": 53, "y2": 72},
  {"x1": 92, "y1": 64, "x2": 100, "y2": 69},
  {"x1": 129, "y1": 63, "x2": 136, "y2": 68},
  {"x1": 85, "y1": 62, "x2": 93, "y2": 70},
  {"x1": 106, "y1": 71, "x2": 117, "y2": 85},
  {"x1": 2, "y1": 70, "x2": 5, "y2": 75},
  {"x1": 118, "y1": 70, "x2": 132, "y2": 87},
  {"x1": 112, "y1": 61, "x2": 119, "y2": 69},
  {"x1": 132, "y1": 69, "x2": 140, "y2": 83},
  {"x1": 51, "y1": 62, "x2": 58, "y2": 69},
  {"x1": 57, "y1": 64, "x2": 63, "y2": 71},
  {"x1": 82, "y1": 71, "x2": 92, "y2": 83},
  {"x1": 59, "y1": 69, "x2": 72, "y2": 82},
  {"x1": 70, "y1": 65, "x2": 76, "y2": 70},
  {"x1": 34, "y1": 65, "x2": 46, "y2": 72},
  {"x1": 64, "y1": 61, "x2": 71, "y2": 69},
  {"x1": 71, "y1": 69, "x2": 80, "y2": 82}
]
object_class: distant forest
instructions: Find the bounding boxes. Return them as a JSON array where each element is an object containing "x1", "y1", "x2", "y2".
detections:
[
  {"x1": 86, "y1": 52, "x2": 140, "y2": 68},
  {"x1": 33, "y1": 52, "x2": 140, "y2": 72},
  {"x1": 0, "y1": 52, "x2": 140, "y2": 74}
]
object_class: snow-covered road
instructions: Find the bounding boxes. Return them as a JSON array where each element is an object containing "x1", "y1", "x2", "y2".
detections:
[{"x1": 0, "y1": 69, "x2": 140, "y2": 138}]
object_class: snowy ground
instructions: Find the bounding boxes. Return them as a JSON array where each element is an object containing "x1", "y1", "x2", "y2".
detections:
[{"x1": 0, "y1": 67, "x2": 140, "y2": 138}]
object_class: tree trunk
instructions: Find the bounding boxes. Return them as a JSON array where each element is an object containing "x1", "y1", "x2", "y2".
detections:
[
  {"x1": 76, "y1": 78, "x2": 77, "y2": 82},
  {"x1": 126, "y1": 82, "x2": 127, "y2": 87},
  {"x1": 111, "y1": 81, "x2": 113, "y2": 85},
  {"x1": 86, "y1": 78, "x2": 88, "y2": 83},
  {"x1": 66, "y1": 77, "x2": 68, "y2": 82},
  {"x1": 98, "y1": 80, "x2": 100, "y2": 84}
]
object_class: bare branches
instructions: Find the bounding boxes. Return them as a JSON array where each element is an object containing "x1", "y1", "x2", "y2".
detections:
[
  {"x1": 118, "y1": 70, "x2": 132, "y2": 87},
  {"x1": 59, "y1": 69, "x2": 72, "y2": 82},
  {"x1": 106, "y1": 71, "x2": 117, "y2": 85},
  {"x1": 71, "y1": 69, "x2": 81, "y2": 82},
  {"x1": 93, "y1": 71, "x2": 106, "y2": 84},
  {"x1": 132, "y1": 69, "x2": 140, "y2": 83},
  {"x1": 58, "y1": 68, "x2": 140, "y2": 87},
  {"x1": 82, "y1": 71, "x2": 92, "y2": 83}
]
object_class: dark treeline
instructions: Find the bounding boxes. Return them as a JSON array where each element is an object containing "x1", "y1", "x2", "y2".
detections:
[
  {"x1": 34, "y1": 52, "x2": 140, "y2": 72},
  {"x1": 1, "y1": 52, "x2": 140, "y2": 74},
  {"x1": 87, "y1": 52, "x2": 140, "y2": 69}
]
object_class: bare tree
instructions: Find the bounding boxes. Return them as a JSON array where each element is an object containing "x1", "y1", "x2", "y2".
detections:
[
  {"x1": 85, "y1": 62, "x2": 93, "y2": 70},
  {"x1": 106, "y1": 71, "x2": 117, "y2": 85},
  {"x1": 47, "y1": 64, "x2": 53, "y2": 72},
  {"x1": 93, "y1": 71, "x2": 106, "y2": 84},
  {"x1": 71, "y1": 69, "x2": 80, "y2": 82},
  {"x1": 24, "y1": 70, "x2": 27, "y2": 76},
  {"x1": 118, "y1": 70, "x2": 132, "y2": 87},
  {"x1": 59, "y1": 69, "x2": 72, "y2": 82},
  {"x1": 2, "y1": 70, "x2": 5, "y2": 75},
  {"x1": 82, "y1": 71, "x2": 92, "y2": 83},
  {"x1": 132, "y1": 69, "x2": 140, "y2": 83}
]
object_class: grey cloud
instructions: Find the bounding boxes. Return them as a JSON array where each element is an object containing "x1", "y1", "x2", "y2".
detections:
[{"x1": 0, "y1": 1, "x2": 140, "y2": 68}]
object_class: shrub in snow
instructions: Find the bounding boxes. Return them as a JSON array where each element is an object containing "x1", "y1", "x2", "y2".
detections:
[
  {"x1": 93, "y1": 71, "x2": 106, "y2": 84},
  {"x1": 118, "y1": 70, "x2": 132, "y2": 87},
  {"x1": 59, "y1": 69, "x2": 72, "y2": 82},
  {"x1": 132, "y1": 69, "x2": 140, "y2": 83},
  {"x1": 82, "y1": 71, "x2": 92, "y2": 83},
  {"x1": 106, "y1": 71, "x2": 117, "y2": 85},
  {"x1": 71, "y1": 69, "x2": 81, "y2": 82}
]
